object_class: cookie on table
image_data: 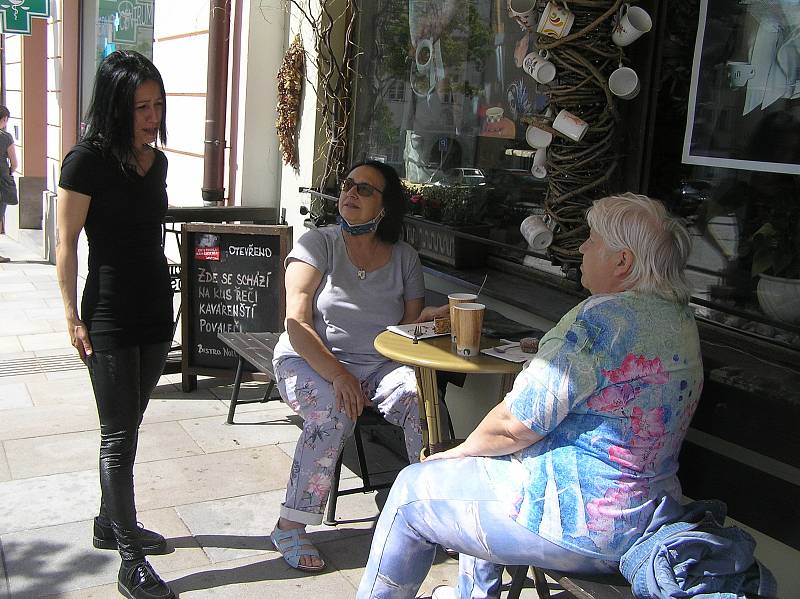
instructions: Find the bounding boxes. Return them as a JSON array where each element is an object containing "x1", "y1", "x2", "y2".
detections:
[{"x1": 519, "y1": 337, "x2": 539, "y2": 353}]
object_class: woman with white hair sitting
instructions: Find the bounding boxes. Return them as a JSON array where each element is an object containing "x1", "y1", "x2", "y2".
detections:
[{"x1": 356, "y1": 193, "x2": 704, "y2": 599}]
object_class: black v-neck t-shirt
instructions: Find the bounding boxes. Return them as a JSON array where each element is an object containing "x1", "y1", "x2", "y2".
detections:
[{"x1": 59, "y1": 141, "x2": 173, "y2": 351}]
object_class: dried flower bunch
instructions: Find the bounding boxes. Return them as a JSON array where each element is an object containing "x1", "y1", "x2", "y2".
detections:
[{"x1": 276, "y1": 34, "x2": 305, "y2": 169}]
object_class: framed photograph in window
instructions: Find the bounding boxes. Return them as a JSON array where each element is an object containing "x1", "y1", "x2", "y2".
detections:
[{"x1": 682, "y1": 0, "x2": 800, "y2": 175}]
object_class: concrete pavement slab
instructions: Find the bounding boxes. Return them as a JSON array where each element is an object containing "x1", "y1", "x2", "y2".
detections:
[
  {"x1": 141, "y1": 396, "x2": 229, "y2": 424},
  {"x1": 0, "y1": 382, "x2": 33, "y2": 410},
  {"x1": 132, "y1": 446, "x2": 293, "y2": 512},
  {"x1": 0, "y1": 469, "x2": 100, "y2": 534},
  {"x1": 175, "y1": 491, "x2": 279, "y2": 564},
  {"x1": 163, "y1": 552, "x2": 359, "y2": 598},
  {"x1": 0, "y1": 317, "x2": 54, "y2": 336},
  {"x1": 0, "y1": 336, "x2": 23, "y2": 354},
  {"x1": 1, "y1": 507, "x2": 209, "y2": 598},
  {"x1": 24, "y1": 377, "x2": 94, "y2": 407},
  {"x1": 178, "y1": 409, "x2": 302, "y2": 454},
  {"x1": 149, "y1": 382, "x2": 223, "y2": 402},
  {"x1": 0, "y1": 539, "x2": 10, "y2": 599},
  {"x1": 19, "y1": 331, "x2": 72, "y2": 352},
  {"x1": 0, "y1": 445, "x2": 9, "y2": 482},
  {"x1": 4, "y1": 421, "x2": 204, "y2": 480},
  {"x1": 2, "y1": 520, "x2": 121, "y2": 598},
  {"x1": 0, "y1": 282, "x2": 36, "y2": 293},
  {"x1": 0, "y1": 403, "x2": 99, "y2": 441},
  {"x1": 24, "y1": 307, "x2": 68, "y2": 321}
]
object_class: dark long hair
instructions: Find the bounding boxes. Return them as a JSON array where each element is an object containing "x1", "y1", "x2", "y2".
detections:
[
  {"x1": 346, "y1": 161, "x2": 405, "y2": 244},
  {"x1": 83, "y1": 51, "x2": 167, "y2": 170}
]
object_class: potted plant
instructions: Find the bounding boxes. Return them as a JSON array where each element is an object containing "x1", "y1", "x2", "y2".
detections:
[
  {"x1": 749, "y1": 219, "x2": 800, "y2": 325},
  {"x1": 403, "y1": 180, "x2": 490, "y2": 268}
]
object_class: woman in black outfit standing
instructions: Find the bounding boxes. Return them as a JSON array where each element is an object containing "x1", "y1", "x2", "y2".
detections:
[{"x1": 56, "y1": 51, "x2": 175, "y2": 599}]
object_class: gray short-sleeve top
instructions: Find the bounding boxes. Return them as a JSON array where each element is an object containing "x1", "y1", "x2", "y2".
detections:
[{"x1": 273, "y1": 225, "x2": 425, "y2": 366}]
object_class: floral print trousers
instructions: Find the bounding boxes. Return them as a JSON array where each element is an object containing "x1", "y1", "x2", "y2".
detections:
[{"x1": 274, "y1": 356, "x2": 423, "y2": 525}]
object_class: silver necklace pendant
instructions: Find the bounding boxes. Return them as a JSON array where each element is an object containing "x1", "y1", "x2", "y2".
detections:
[{"x1": 357, "y1": 268, "x2": 366, "y2": 280}]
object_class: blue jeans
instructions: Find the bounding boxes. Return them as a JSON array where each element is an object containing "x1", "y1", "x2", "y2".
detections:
[{"x1": 357, "y1": 457, "x2": 617, "y2": 599}]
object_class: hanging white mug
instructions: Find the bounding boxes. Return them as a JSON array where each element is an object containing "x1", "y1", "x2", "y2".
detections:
[
  {"x1": 552, "y1": 109, "x2": 588, "y2": 141},
  {"x1": 608, "y1": 66, "x2": 640, "y2": 100},
  {"x1": 520, "y1": 214, "x2": 553, "y2": 250},
  {"x1": 507, "y1": 0, "x2": 537, "y2": 31},
  {"x1": 537, "y1": 1, "x2": 575, "y2": 39},
  {"x1": 612, "y1": 4, "x2": 652, "y2": 47},
  {"x1": 522, "y1": 50, "x2": 556, "y2": 84},
  {"x1": 531, "y1": 148, "x2": 547, "y2": 179},
  {"x1": 526, "y1": 124, "x2": 553, "y2": 149}
]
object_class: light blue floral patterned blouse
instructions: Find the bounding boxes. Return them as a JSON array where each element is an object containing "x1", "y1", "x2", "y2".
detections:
[{"x1": 484, "y1": 291, "x2": 704, "y2": 559}]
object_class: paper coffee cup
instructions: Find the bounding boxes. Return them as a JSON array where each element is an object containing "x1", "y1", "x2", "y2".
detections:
[
  {"x1": 448, "y1": 292, "x2": 478, "y2": 344},
  {"x1": 453, "y1": 302, "x2": 485, "y2": 357}
]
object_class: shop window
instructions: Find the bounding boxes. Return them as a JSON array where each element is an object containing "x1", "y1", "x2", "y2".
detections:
[
  {"x1": 79, "y1": 0, "x2": 157, "y2": 127},
  {"x1": 350, "y1": 0, "x2": 548, "y2": 253},
  {"x1": 647, "y1": 0, "x2": 800, "y2": 349},
  {"x1": 386, "y1": 80, "x2": 406, "y2": 102}
]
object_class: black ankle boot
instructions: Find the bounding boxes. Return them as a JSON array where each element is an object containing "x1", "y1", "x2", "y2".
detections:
[
  {"x1": 93, "y1": 517, "x2": 168, "y2": 554},
  {"x1": 118, "y1": 560, "x2": 175, "y2": 599}
]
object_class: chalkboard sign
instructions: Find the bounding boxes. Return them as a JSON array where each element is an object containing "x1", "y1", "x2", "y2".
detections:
[{"x1": 181, "y1": 224, "x2": 292, "y2": 378}]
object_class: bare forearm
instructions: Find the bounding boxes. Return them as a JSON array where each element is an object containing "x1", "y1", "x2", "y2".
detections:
[
  {"x1": 285, "y1": 319, "x2": 348, "y2": 381},
  {"x1": 457, "y1": 411, "x2": 533, "y2": 457},
  {"x1": 429, "y1": 402, "x2": 542, "y2": 461},
  {"x1": 55, "y1": 241, "x2": 80, "y2": 322}
]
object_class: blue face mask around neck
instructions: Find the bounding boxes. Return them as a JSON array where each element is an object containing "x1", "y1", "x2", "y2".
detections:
[{"x1": 338, "y1": 211, "x2": 384, "y2": 236}]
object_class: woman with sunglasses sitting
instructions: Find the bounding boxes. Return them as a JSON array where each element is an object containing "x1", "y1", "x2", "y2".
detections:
[{"x1": 270, "y1": 161, "x2": 442, "y2": 572}]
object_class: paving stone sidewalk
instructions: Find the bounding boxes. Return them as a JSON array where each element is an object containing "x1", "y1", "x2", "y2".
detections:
[{"x1": 0, "y1": 236, "x2": 481, "y2": 598}]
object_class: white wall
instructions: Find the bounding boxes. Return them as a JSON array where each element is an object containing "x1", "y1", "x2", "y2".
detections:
[
  {"x1": 153, "y1": 0, "x2": 209, "y2": 206},
  {"x1": 232, "y1": 0, "x2": 285, "y2": 210}
]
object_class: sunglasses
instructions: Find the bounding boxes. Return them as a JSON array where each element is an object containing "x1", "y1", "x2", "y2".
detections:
[{"x1": 340, "y1": 177, "x2": 384, "y2": 198}]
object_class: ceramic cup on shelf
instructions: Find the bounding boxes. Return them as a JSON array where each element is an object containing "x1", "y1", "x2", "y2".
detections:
[
  {"x1": 727, "y1": 61, "x2": 755, "y2": 88},
  {"x1": 520, "y1": 214, "x2": 553, "y2": 250},
  {"x1": 485, "y1": 106, "x2": 504, "y2": 123},
  {"x1": 612, "y1": 4, "x2": 652, "y2": 47},
  {"x1": 522, "y1": 50, "x2": 556, "y2": 84},
  {"x1": 525, "y1": 124, "x2": 553, "y2": 149},
  {"x1": 537, "y1": 1, "x2": 574, "y2": 39},
  {"x1": 608, "y1": 65, "x2": 640, "y2": 100},
  {"x1": 552, "y1": 109, "x2": 589, "y2": 142},
  {"x1": 448, "y1": 292, "x2": 478, "y2": 345},
  {"x1": 453, "y1": 303, "x2": 486, "y2": 357},
  {"x1": 531, "y1": 147, "x2": 547, "y2": 179}
]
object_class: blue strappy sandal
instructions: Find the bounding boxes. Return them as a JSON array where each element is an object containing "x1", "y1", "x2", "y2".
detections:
[{"x1": 270, "y1": 524, "x2": 326, "y2": 572}]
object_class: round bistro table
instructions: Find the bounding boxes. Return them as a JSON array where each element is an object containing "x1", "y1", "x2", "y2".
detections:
[{"x1": 374, "y1": 331, "x2": 524, "y2": 454}]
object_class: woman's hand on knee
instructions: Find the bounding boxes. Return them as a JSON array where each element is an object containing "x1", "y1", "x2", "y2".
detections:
[
  {"x1": 332, "y1": 371, "x2": 366, "y2": 421},
  {"x1": 67, "y1": 318, "x2": 93, "y2": 362}
]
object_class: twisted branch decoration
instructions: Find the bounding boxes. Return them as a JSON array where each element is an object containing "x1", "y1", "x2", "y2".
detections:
[
  {"x1": 284, "y1": 0, "x2": 359, "y2": 201},
  {"x1": 523, "y1": 0, "x2": 626, "y2": 268}
]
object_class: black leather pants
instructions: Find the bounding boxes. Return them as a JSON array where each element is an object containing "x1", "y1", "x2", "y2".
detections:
[{"x1": 87, "y1": 341, "x2": 170, "y2": 561}]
